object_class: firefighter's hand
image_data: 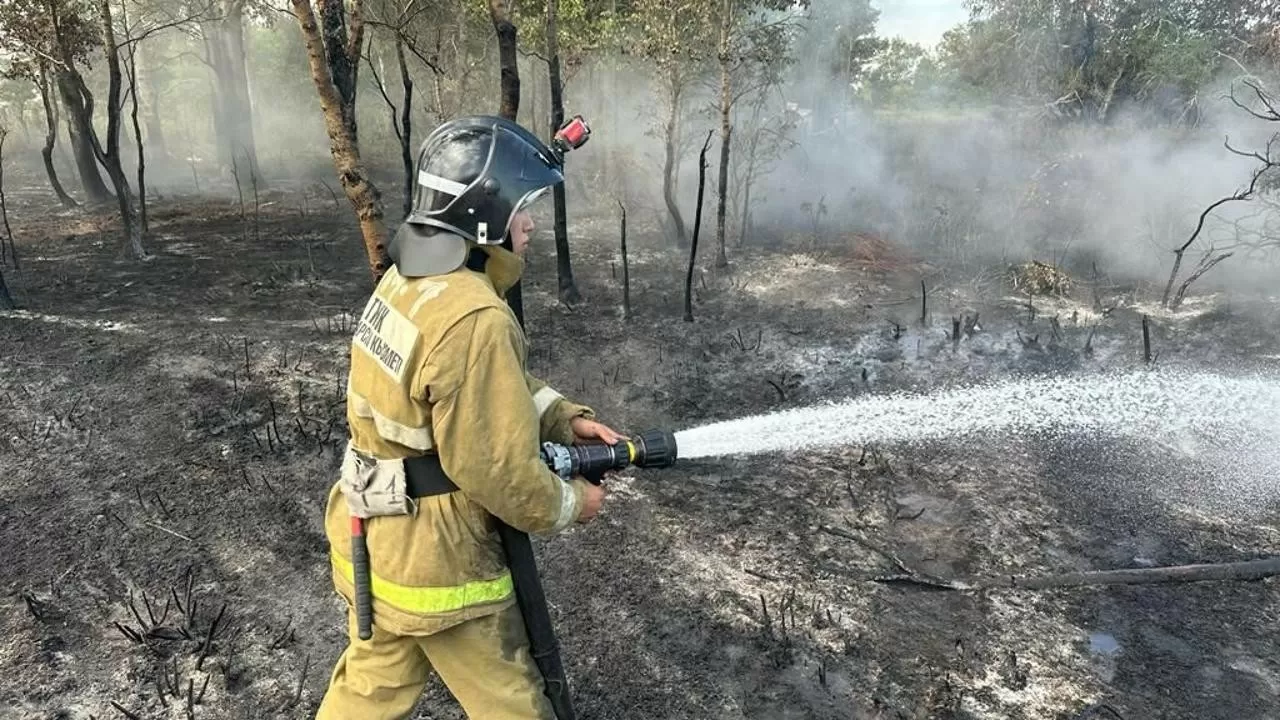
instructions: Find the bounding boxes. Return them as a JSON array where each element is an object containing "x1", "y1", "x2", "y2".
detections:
[
  {"x1": 570, "y1": 417, "x2": 624, "y2": 445},
  {"x1": 577, "y1": 480, "x2": 606, "y2": 523}
]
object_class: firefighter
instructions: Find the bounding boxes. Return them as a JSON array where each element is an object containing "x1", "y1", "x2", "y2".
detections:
[{"x1": 317, "y1": 115, "x2": 617, "y2": 719}]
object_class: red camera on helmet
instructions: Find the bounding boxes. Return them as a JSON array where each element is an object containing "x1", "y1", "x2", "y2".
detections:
[{"x1": 553, "y1": 115, "x2": 591, "y2": 153}]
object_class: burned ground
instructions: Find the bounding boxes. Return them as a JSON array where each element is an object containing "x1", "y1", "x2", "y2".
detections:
[{"x1": 1, "y1": 177, "x2": 1279, "y2": 720}]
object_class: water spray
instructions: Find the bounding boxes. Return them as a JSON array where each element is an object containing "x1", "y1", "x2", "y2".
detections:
[
  {"x1": 671, "y1": 370, "x2": 1280, "y2": 514},
  {"x1": 673, "y1": 371, "x2": 1280, "y2": 458}
]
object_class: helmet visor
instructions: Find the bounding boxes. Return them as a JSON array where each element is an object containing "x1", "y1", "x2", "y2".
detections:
[{"x1": 491, "y1": 125, "x2": 563, "y2": 239}]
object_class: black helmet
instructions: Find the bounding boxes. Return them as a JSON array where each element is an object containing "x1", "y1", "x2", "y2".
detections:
[{"x1": 390, "y1": 115, "x2": 588, "y2": 277}]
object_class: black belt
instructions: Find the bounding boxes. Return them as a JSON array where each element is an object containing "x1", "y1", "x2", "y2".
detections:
[{"x1": 403, "y1": 454, "x2": 460, "y2": 498}]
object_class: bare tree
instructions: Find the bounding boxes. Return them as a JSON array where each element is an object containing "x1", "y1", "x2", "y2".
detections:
[
  {"x1": 710, "y1": 0, "x2": 798, "y2": 267},
  {"x1": 291, "y1": 0, "x2": 389, "y2": 282},
  {"x1": 1167, "y1": 85, "x2": 1274, "y2": 310},
  {"x1": 364, "y1": 34, "x2": 414, "y2": 218},
  {"x1": 364, "y1": 0, "x2": 453, "y2": 218},
  {"x1": 660, "y1": 65, "x2": 689, "y2": 247},
  {"x1": 83, "y1": 0, "x2": 146, "y2": 258},
  {"x1": 730, "y1": 87, "x2": 796, "y2": 247},
  {"x1": 633, "y1": 0, "x2": 717, "y2": 248},
  {"x1": 33, "y1": 61, "x2": 78, "y2": 207}
]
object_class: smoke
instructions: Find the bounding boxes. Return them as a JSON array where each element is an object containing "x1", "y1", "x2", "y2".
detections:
[
  {"x1": 555, "y1": 7, "x2": 1280, "y2": 297},
  {"x1": 742, "y1": 72, "x2": 1280, "y2": 294}
]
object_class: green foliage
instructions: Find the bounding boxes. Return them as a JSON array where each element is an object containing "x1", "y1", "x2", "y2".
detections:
[
  {"x1": 798, "y1": 1, "x2": 879, "y2": 80},
  {"x1": 940, "y1": 0, "x2": 1280, "y2": 119},
  {"x1": 517, "y1": 0, "x2": 624, "y2": 65},
  {"x1": 0, "y1": 0, "x2": 102, "y2": 73},
  {"x1": 787, "y1": 0, "x2": 879, "y2": 112},
  {"x1": 627, "y1": 0, "x2": 718, "y2": 70},
  {"x1": 857, "y1": 38, "x2": 929, "y2": 106}
]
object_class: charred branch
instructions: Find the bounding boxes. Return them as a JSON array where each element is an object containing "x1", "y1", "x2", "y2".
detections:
[
  {"x1": 618, "y1": 200, "x2": 631, "y2": 320},
  {"x1": 1171, "y1": 249, "x2": 1235, "y2": 311},
  {"x1": 1226, "y1": 79, "x2": 1280, "y2": 123},
  {"x1": 110, "y1": 701, "x2": 142, "y2": 720},
  {"x1": 919, "y1": 280, "x2": 928, "y2": 326},
  {"x1": 683, "y1": 130, "x2": 715, "y2": 322},
  {"x1": 1141, "y1": 314, "x2": 1152, "y2": 364}
]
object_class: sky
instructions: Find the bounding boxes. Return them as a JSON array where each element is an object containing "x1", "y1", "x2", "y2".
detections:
[{"x1": 872, "y1": 0, "x2": 970, "y2": 47}]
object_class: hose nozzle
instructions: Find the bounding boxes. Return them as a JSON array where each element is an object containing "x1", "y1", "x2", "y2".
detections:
[
  {"x1": 630, "y1": 428, "x2": 678, "y2": 469},
  {"x1": 542, "y1": 428, "x2": 678, "y2": 484}
]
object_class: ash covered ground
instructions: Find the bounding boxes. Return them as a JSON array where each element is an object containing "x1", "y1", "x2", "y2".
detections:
[{"x1": 2, "y1": 181, "x2": 1279, "y2": 720}]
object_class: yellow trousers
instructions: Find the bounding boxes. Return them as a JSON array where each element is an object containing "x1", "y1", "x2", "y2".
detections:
[{"x1": 316, "y1": 604, "x2": 554, "y2": 719}]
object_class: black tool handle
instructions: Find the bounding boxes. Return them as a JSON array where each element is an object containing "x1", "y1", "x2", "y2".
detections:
[{"x1": 351, "y1": 517, "x2": 374, "y2": 641}]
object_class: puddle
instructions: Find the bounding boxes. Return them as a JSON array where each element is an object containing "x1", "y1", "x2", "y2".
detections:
[
  {"x1": 1089, "y1": 632, "x2": 1121, "y2": 655},
  {"x1": 1089, "y1": 631, "x2": 1122, "y2": 683}
]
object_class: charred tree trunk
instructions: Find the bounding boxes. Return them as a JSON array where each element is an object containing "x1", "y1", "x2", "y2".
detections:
[
  {"x1": 291, "y1": 0, "x2": 389, "y2": 284},
  {"x1": 714, "y1": 0, "x2": 732, "y2": 268},
  {"x1": 489, "y1": 0, "x2": 520, "y2": 122},
  {"x1": 684, "y1": 131, "x2": 714, "y2": 323},
  {"x1": 36, "y1": 63, "x2": 77, "y2": 208},
  {"x1": 546, "y1": 0, "x2": 580, "y2": 303},
  {"x1": 488, "y1": 0, "x2": 523, "y2": 324},
  {"x1": 0, "y1": 266, "x2": 12, "y2": 309},
  {"x1": 89, "y1": 0, "x2": 145, "y2": 259},
  {"x1": 1160, "y1": 248, "x2": 1187, "y2": 307},
  {"x1": 56, "y1": 70, "x2": 112, "y2": 204},
  {"x1": 662, "y1": 68, "x2": 688, "y2": 248},
  {"x1": 320, "y1": 0, "x2": 361, "y2": 130},
  {"x1": 395, "y1": 36, "x2": 414, "y2": 218}
]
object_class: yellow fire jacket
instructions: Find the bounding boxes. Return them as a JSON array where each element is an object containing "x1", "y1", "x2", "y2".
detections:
[{"x1": 324, "y1": 245, "x2": 593, "y2": 636}]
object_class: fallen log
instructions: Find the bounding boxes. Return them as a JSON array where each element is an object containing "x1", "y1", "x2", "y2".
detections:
[
  {"x1": 976, "y1": 556, "x2": 1280, "y2": 590},
  {"x1": 818, "y1": 525, "x2": 1280, "y2": 591}
]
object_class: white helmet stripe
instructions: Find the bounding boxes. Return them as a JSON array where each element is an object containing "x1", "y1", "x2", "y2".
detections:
[{"x1": 417, "y1": 170, "x2": 468, "y2": 196}]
